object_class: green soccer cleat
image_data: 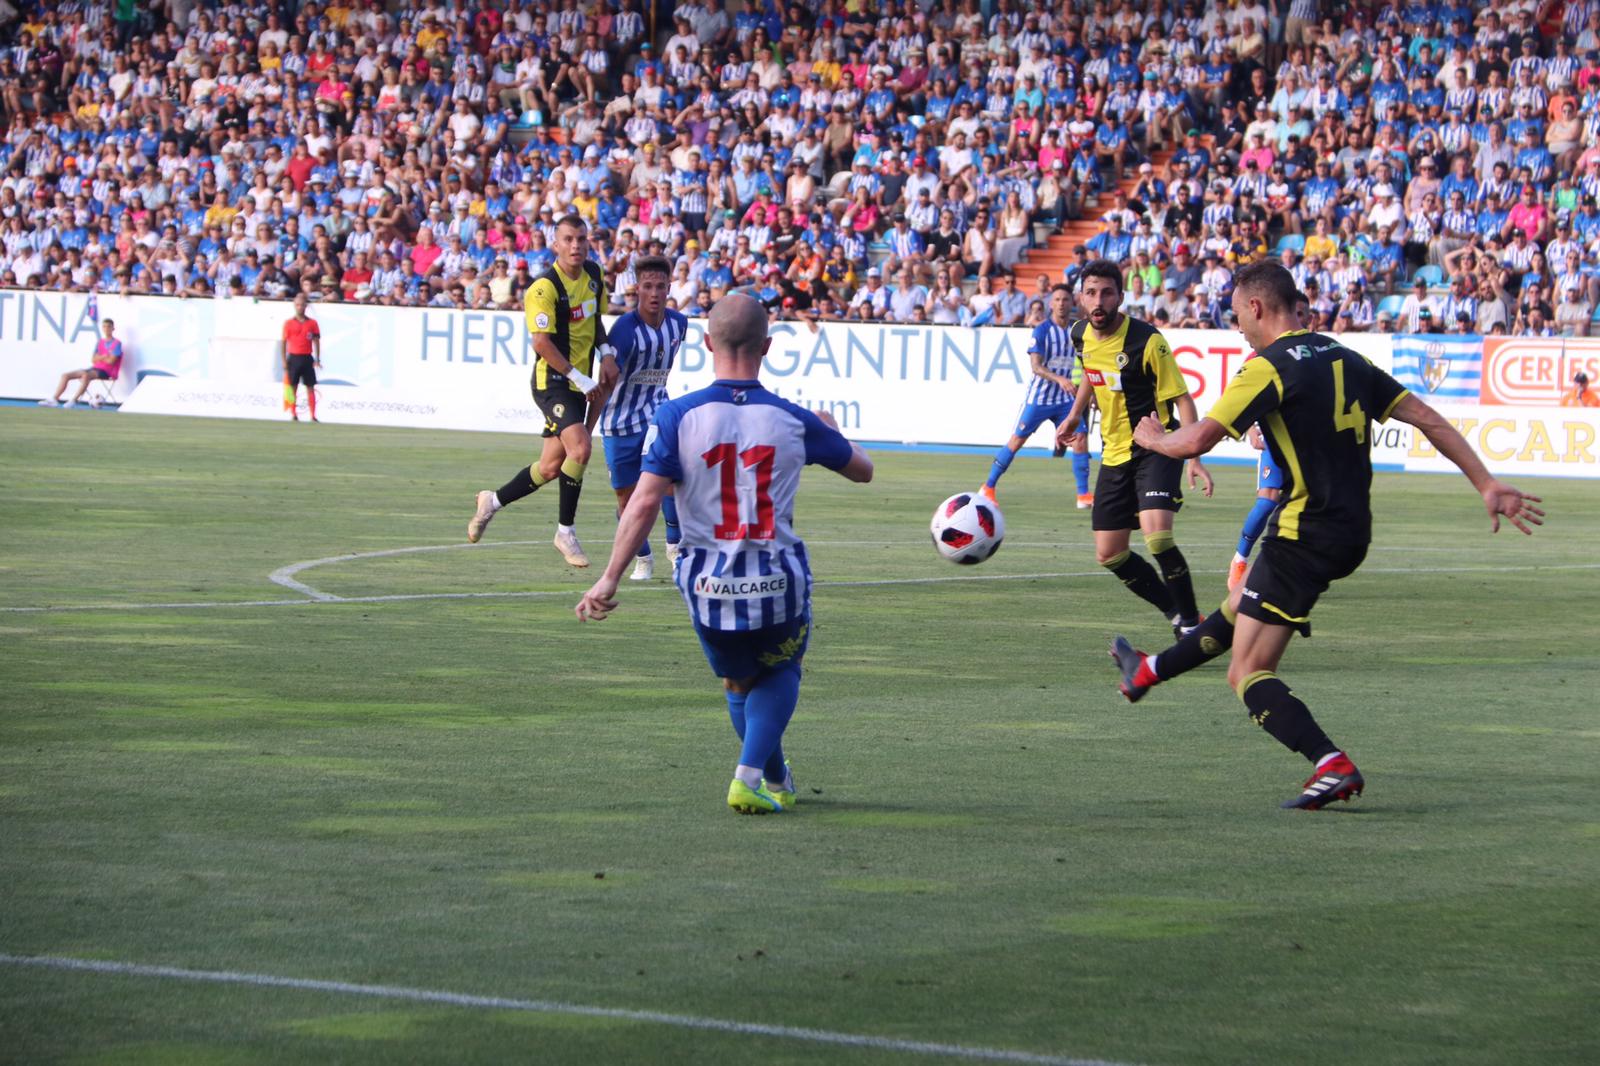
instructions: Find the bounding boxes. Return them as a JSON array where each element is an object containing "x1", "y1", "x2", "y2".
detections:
[{"x1": 727, "y1": 778, "x2": 786, "y2": 814}]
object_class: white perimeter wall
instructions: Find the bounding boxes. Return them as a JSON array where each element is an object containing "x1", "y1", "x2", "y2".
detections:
[{"x1": 2, "y1": 289, "x2": 1595, "y2": 478}]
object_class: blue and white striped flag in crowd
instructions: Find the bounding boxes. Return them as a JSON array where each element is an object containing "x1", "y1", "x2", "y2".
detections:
[{"x1": 1390, "y1": 334, "x2": 1482, "y2": 400}]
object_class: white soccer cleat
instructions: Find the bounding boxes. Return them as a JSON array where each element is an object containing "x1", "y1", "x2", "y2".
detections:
[
  {"x1": 59, "y1": 396, "x2": 75, "y2": 407},
  {"x1": 665, "y1": 541, "x2": 682, "y2": 563},
  {"x1": 554, "y1": 528, "x2": 590, "y2": 567},
  {"x1": 37, "y1": 398, "x2": 58, "y2": 407},
  {"x1": 466, "y1": 490, "x2": 496, "y2": 543},
  {"x1": 630, "y1": 555, "x2": 654, "y2": 581}
]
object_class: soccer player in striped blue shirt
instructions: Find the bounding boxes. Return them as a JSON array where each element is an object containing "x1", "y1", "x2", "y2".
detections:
[
  {"x1": 980, "y1": 285, "x2": 1093, "y2": 507},
  {"x1": 577, "y1": 294, "x2": 873, "y2": 814},
  {"x1": 596, "y1": 256, "x2": 689, "y2": 581}
]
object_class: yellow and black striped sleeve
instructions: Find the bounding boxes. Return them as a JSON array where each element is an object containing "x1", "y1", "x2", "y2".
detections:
[
  {"x1": 1363, "y1": 358, "x2": 1410, "y2": 422},
  {"x1": 524, "y1": 278, "x2": 560, "y2": 335},
  {"x1": 1205, "y1": 357, "x2": 1282, "y2": 439}
]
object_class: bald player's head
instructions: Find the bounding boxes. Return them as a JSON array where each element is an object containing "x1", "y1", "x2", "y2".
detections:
[{"x1": 706, "y1": 293, "x2": 771, "y2": 369}]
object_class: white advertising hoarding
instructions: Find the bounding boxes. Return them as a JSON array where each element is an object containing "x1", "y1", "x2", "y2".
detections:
[{"x1": 4, "y1": 289, "x2": 1594, "y2": 477}]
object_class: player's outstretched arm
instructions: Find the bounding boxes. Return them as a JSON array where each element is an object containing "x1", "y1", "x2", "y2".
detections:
[
  {"x1": 1389, "y1": 394, "x2": 1545, "y2": 534},
  {"x1": 1133, "y1": 412, "x2": 1228, "y2": 460},
  {"x1": 576, "y1": 472, "x2": 671, "y2": 621},
  {"x1": 813, "y1": 410, "x2": 873, "y2": 482}
]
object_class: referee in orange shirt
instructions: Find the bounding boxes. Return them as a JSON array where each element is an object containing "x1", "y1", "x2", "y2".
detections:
[{"x1": 281, "y1": 294, "x2": 322, "y2": 423}]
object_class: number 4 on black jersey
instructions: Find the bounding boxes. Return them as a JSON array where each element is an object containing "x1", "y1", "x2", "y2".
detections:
[{"x1": 1207, "y1": 332, "x2": 1409, "y2": 545}]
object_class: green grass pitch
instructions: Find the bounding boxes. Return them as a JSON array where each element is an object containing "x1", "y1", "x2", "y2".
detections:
[{"x1": 1, "y1": 408, "x2": 1597, "y2": 1066}]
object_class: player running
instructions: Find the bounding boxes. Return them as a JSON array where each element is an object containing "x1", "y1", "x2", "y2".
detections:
[
  {"x1": 1227, "y1": 292, "x2": 1310, "y2": 590},
  {"x1": 594, "y1": 255, "x2": 688, "y2": 581},
  {"x1": 979, "y1": 283, "x2": 1094, "y2": 508},
  {"x1": 1055, "y1": 259, "x2": 1212, "y2": 636},
  {"x1": 467, "y1": 215, "x2": 619, "y2": 566},
  {"x1": 576, "y1": 294, "x2": 874, "y2": 815},
  {"x1": 1109, "y1": 260, "x2": 1542, "y2": 809}
]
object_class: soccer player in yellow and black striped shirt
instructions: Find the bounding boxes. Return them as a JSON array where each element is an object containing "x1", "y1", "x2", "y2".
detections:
[
  {"x1": 1056, "y1": 259, "x2": 1213, "y2": 635},
  {"x1": 1107, "y1": 260, "x2": 1544, "y2": 810},
  {"x1": 467, "y1": 215, "x2": 619, "y2": 566}
]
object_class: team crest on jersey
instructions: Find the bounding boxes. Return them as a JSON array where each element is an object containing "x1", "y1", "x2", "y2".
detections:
[
  {"x1": 1115, "y1": 352, "x2": 1129, "y2": 369},
  {"x1": 1422, "y1": 342, "x2": 1450, "y2": 393},
  {"x1": 731, "y1": 388, "x2": 748, "y2": 404}
]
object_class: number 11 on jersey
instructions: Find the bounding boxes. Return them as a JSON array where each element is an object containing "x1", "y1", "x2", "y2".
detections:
[{"x1": 703, "y1": 442, "x2": 776, "y2": 541}]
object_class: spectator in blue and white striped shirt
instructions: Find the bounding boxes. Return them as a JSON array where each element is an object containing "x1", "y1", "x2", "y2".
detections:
[{"x1": 598, "y1": 255, "x2": 691, "y2": 581}]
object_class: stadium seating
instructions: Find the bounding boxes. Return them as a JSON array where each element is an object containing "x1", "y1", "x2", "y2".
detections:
[{"x1": 0, "y1": 0, "x2": 1589, "y2": 334}]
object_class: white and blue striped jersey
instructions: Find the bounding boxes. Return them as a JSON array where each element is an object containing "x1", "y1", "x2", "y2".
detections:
[
  {"x1": 599, "y1": 309, "x2": 689, "y2": 436},
  {"x1": 642, "y1": 380, "x2": 854, "y2": 632},
  {"x1": 1024, "y1": 319, "x2": 1077, "y2": 406}
]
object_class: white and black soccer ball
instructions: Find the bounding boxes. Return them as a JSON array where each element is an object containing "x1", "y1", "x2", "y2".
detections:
[{"x1": 930, "y1": 493, "x2": 1005, "y2": 565}]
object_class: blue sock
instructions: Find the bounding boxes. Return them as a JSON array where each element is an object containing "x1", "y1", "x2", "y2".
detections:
[
  {"x1": 739, "y1": 668, "x2": 800, "y2": 778},
  {"x1": 725, "y1": 688, "x2": 747, "y2": 740},
  {"x1": 1236, "y1": 496, "x2": 1278, "y2": 558},
  {"x1": 1072, "y1": 450, "x2": 1090, "y2": 494},
  {"x1": 662, "y1": 494, "x2": 681, "y2": 545},
  {"x1": 985, "y1": 447, "x2": 1015, "y2": 489}
]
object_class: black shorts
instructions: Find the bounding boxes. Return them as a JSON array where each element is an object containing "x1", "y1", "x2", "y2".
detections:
[
  {"x1": 84, "y1": 367, "x2": 111, "y2": 381},
  {"x1": 1091, "y1": 451, "x2": 1183, "y2": 531},
  {"x1": 286, "y1": 354, "x2": 317, "y2": 390},
  {"x1": 533, "y1": 385, "x2": 587, "y2": 438},
  {"x1": 1237, "y1": 538, "x2": 1368, "y2": 638}
]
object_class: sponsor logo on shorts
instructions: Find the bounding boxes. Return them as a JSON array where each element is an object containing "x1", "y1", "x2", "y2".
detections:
[
  {"x1": 552, "y1": 403, "x2": 566, "y2": 418},
  {"x1": 1240, "y1": 586, "x2": 1260, "y2": 600},
  {"x1": 1143, "y1": 490, "x2": 1171, "y2": 498},
  {"x1": 694, "y1": 574, "x2": 791, "y2": 599},
  {"x1": 758, "y1": 623, "x2": 809, "y2": 667}
]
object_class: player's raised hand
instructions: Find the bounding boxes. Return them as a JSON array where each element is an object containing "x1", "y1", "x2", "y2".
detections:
[
  {"x1": 1188, "y1": 458, "x2": 1215, "y2": 497},
  {"x1": 575, "y1": 578, "x2": 621, "y2": 621},
  {"x1": 1483, "y1": 482, "x2": 1544, "y2": 535}
]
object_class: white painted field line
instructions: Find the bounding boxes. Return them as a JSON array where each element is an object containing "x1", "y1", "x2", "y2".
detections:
[
  {"x1": 4, "y1": 562, "x2": 1598, "y2": 615},
  {"x1": 0, "y1": 953, "x2": 1134, "y2": 1066}
]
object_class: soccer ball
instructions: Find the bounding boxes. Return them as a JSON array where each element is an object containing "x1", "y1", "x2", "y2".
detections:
[{"x1": 930, "y1": 493, "x2": 1005, "y2": 565}]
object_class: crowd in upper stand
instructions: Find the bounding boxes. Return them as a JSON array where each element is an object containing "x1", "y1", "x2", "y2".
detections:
[{"x1": 3, "y1": 0, "x2": 1599, "y2": 336}]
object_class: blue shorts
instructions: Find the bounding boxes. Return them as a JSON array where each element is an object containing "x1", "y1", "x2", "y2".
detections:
[
  {"x1": 1257, "y1": 451, "x2": 1284, "y2": 491},
  {"x1": 1013, "y1": 401, "x2": 1073, "y2": 439},
  {"x1": 602, "y1": 429, "x2": 647, "y2": 490},
  {"x1": 694, "y1": 610, "x2": 810, "y2": 681}
]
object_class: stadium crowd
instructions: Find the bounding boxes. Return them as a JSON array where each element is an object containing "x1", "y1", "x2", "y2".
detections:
[{"x1": 3, "y1": 0, "x2": 1600, "y2": 337}]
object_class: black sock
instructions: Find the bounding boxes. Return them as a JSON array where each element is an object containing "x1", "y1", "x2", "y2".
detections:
[
  {"x1": 1153, "y1": 546, "x2": 1199, "y2": 623},
  {"x1": 1154, "y1": 611, "x2": 1234, "y2": 680},
  {"x1": 558, "y1": 472, "x2": 582, "y2": 526},
  {"x1": 496, "y1": 467, "x2": 541, "y2": 506},
  {"x1": 1104, "y1": 551, "x2": 1175, "y2": 615},
  {"x1": 1240, "y1": 675, "x2": 1337, "y2": 763}
]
